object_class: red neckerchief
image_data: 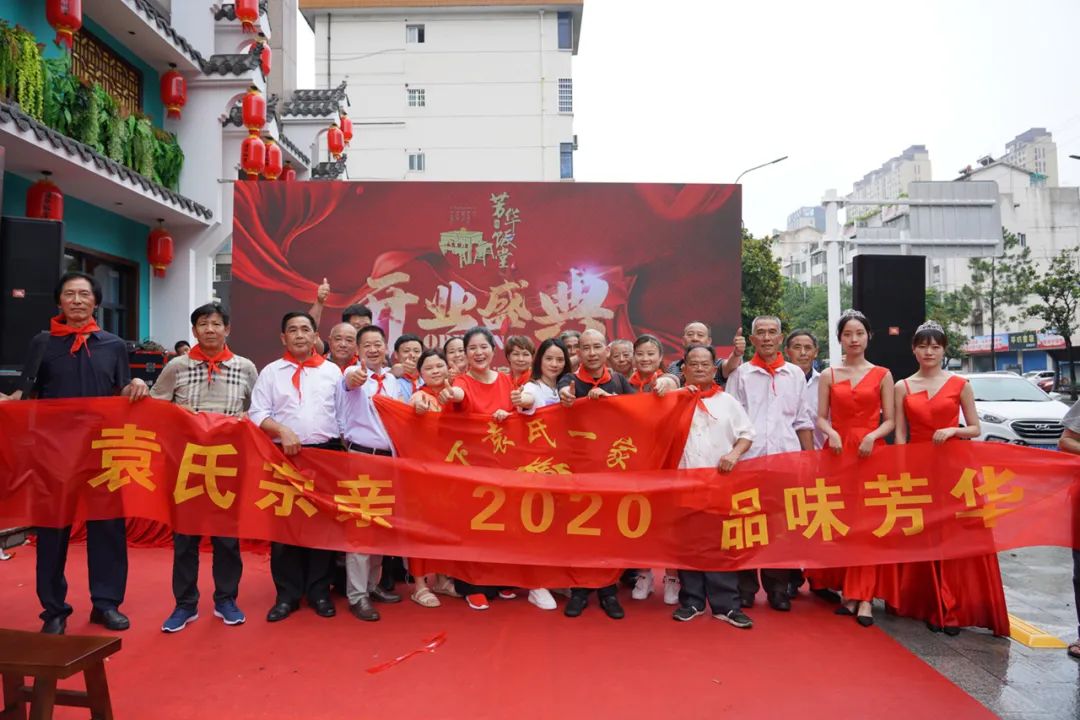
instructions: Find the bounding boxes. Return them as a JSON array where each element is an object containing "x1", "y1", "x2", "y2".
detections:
[
  {"x1": 282, "y1": 351, "x2": 325, "y2": 399},
  {"x1": 50, "y1": 315, "x2": 100, "y2": 356},
  {"x1": 750, "y1": 353, "x2": 786, "y2": 392},
  {"x1": 403, "y1": 371, "x2": 420, "y2": 394},
  {"x1": 628, "y1": 370, "x2": 660, "y2": 393},
  {"x1": 511, "y1": 370, "x2": 531, "y2": 389},
  {"x1": 187, "y1": 344, "x2": 235, "y2": 383},
  {"x1": 336, "y1": 354, "x2": 360, "y2": 374},
  {"x1": 694, "y1": 382, "x2": 724, "y2": 418},
  {"x1": 575, "y1": 364, "x2": 611, "y2": 389},
  {"x1": 371, "y1": 368, "x2": 388, "y2": 396}
]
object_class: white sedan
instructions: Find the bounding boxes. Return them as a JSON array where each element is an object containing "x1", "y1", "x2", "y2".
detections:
[{"x1": 964, "y1": 373, "x2": 1070, "y2": 450}]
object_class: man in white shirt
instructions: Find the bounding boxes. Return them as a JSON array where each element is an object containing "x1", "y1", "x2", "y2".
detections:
[
  {"x1": 726, "y1": 316, "x2": 814, "y2": 613},
  {"x1": 785, "y1": 329, "x2": 826, "y2": 450},
  {"x1": 673, "y1": 344, "x2": 756, "y2": 628},
  {"x1": 335, "y1": 325, "x2": 406, "y2": 622},
  {"x1": 249, "y1": 311, "x2": 344, "y2": 623}
]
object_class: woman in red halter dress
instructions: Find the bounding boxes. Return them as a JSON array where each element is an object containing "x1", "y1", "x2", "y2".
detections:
[
  {"x1": 810, "y1": 310, "x2": 896, "y2": 627},
  {"x1": 892, "y1": 321, "x2": 1009, "y2": 636}
]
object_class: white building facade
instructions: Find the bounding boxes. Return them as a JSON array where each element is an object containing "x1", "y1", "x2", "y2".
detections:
[{"x1": 299, "y1": 0, "x2": 583, "y2": 182}]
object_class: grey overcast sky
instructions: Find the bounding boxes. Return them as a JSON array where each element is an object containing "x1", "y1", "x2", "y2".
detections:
[{"x1": 572, "y1": 0, "x2": 1080, "y2": 236}]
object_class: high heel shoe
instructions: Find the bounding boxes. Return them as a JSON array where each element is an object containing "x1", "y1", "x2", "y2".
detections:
[
  {"x1": 943, "y1": 626, "x2": 960, "y2": 636},
  {"x1": 834, "y1": 606, "x2": 854, "y2": 616},
  {"x1": 856, "y1": 615, "x2": 874, "y2": 627}
]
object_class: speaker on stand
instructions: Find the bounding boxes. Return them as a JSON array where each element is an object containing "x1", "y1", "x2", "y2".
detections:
[{"x1": 851, "y1": 254, "x2": 926, "y2": 383}]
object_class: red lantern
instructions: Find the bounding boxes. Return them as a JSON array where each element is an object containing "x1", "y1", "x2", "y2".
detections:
[
  {"x1": 147, "y1": 220, "x2": 174, "y2": 278},
  {"x1": 241, "y1": 134, "x2": 266, "y2": 179},
  {"x1": 241, "y1": 86, "x2": 265, "y2": 134},
  {"x1": 263, "y1": 138, "x2": 283, "y2": 180},
  {"x1": 160, "y1": 64, "x2": 186, "y2": 120},
  {"x1": 236, "y1": 0, "x2": 259, "y2": 33},
  {"x1": 340, "y1": 112, "x2": 353, "y2": 145},
  {"x1": 327, "y1": 123, "x2": 345, "y2": 160},
  {"x1": 256, "y1": 34, "x2": 272, "y2": 77},
  {"x1": 46, "y1": 0, "x2": 82, "y2": 51},
  {"x1": 279, "y1": 161, "x2": 297, "y2": 182},
  {"x1": 26, "y1": 171, "x2": 64, "y2": 220}
]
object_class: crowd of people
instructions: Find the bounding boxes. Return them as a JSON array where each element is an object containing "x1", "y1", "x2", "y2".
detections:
[{"x1": 6, "y1": 271, "x2": 1080, "y2": 660}]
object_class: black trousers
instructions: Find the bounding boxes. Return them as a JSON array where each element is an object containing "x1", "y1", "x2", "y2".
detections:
[
  {"x1": 270, "y1": 543, "x2": 334, "y2": 605},
  {"x1": 570, "y1": 584, "x2": 617, "y2": 600},
  {"x1": 36, "y1": 519, "x2": 127, "y2": 621},
  {"x1": 678, "y1": 570, "x2": 740, "y2": 614},
  {"x1": 173, "y1": 533, "x2": 242, "y2": 611},
  {"x1": 738, "y1": 568, "x2": 791, "y2": 597},
  {"x1": 1073, "y1": 550, "x2": 1080, "y2": 637}
]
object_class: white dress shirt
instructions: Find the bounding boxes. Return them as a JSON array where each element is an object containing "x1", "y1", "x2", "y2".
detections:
[
  {"x1": 249, "y1": 357, "x2": 341, "y2": 445},
  {"x1": 678, "y1": 391, "x2": 756, "y2": 469},
  {"x1": 335, "y1": 366, "x2": 406, "y2": 452},
  {"x1": 726, "y1": 360, "x2": 814, "y2": 460},
  {"x1": 517, "y1": 379, "x2": 561, "y2": 415},
  {"x1": 805, "y1": 369, "x2": 827, "y2": 449}
]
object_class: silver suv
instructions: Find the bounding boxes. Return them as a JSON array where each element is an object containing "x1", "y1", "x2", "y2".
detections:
[{"x1": 964, "y1": 373, "x2": 1069, "y2": 450}]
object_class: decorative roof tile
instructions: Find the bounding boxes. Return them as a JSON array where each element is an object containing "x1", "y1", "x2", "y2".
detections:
[
  {"x1": 311, "y1": 156, "x2": 347, "y2": 180},
  {"x1": 0, "y1": 102, "x2": 213, "y2": 220},
  {"x1": 278, "y1": 133, "x2": 311, "y2": 167},
  {"x1": 132, "y1": 0, "x2": 206, "y2": 67},
  {"x1": 281, "y1": 81, "x2": 350, "y2": 116},
  {"x1": 203, "y1": 46, "x2": 262, "y2": 76}
]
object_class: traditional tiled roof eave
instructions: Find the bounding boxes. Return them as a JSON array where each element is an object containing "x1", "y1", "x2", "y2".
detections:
[
  {"x1": 131, "y1": 0, "x2": 207, "y2": 68},
  {"x1": 203, "y1": 46, "x2": 263, "y2": 76},
  {"x1": 277, "y1": 133, "x2": 311, "y2": 167},
  {"x1": 213, "y1": 0, "x2": 270, "y2": 21},
  {"x1": 281, "y1": 81, "x2": 350, "y2": 117},
  {"x1": 311, "y1": 156, "x2": 347, "y2": 180},
  {"x1": 0, "y1": 101, "x2": 213, "y2": 220}
]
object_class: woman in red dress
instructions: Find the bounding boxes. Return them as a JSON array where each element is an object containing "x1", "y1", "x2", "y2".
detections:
[
  {"x1": 893, "y1": 321, "x2": 1009, "y2": 636},
  {"x1": 813, "y1": 309, "x2": 895, "y2": 627},
  {"x1": 444, "y1": 327, "x2": 515, "y2": 609}
]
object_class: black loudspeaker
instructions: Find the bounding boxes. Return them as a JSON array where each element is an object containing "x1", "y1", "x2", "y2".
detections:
[
  {"x1": 0, "y1": 217, "x2": 65, "y2": 376},
  {"x1": 852, "y1": 254, "x2": 925, "y2": 382}
]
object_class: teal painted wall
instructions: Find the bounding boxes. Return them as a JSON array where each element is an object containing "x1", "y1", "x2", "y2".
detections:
[
  {"x1": 0, "y1": 2, "x2": 165, "y2": 124},
  {"x1": 3, "y1": 173, "x2": 151, "y2": 340}
]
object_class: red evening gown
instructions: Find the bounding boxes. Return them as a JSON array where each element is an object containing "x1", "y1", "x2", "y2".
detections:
[
  {"x1": 887, "y1": 375, "x2": 1010, "y2": 634},
  {"x1": 806, "y1": 366, "x2": 890, "y2": 600}
]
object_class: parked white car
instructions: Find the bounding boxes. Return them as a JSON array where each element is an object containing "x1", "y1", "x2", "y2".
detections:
[
  {"x1": 964, "y1": 373, "x2": 1069, "y2": 450},
  {"x1": 1022, "y1": 370, "x2": 1055, "y2": 385}
]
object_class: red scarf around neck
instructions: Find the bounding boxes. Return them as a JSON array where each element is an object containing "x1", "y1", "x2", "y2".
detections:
[
  {"x1": 693, "y1": 382, "x2": 724, "y2": 418},
  {"x1": 282, "y1": 351, "x2": 325, "y2": 398},
  {"x1": 511, "y1": 370, "x2": 532, "y2": 389},
  {"x1": 575, "y1": 363, "x2": 611, "y2": 389},
  {"x1": 188, "y1": 344, "x2": 235, "y2": 383},
  {"x1": 50, "y1": 315, "x2": 100, "y2": 356},
  {"x1": 336, "y1": 354, "x2": 360, "y2": 374},
  {"x1": 750, "y1": 353, "x2": 786, "y2": 376},
  {"x1": 404, "y1": 371, "x2": 420, "y2": 394},
  {"x1": 628, "y1": 369, "x2": 660, "y2": 393}
]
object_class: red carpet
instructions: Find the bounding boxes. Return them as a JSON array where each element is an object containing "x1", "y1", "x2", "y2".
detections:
[{"x1": 0, "y1": 546, "x2": 993, "y2": 719}]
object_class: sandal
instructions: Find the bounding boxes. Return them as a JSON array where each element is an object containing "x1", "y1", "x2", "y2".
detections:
[
  {"x1": 1068, "y1": 640, "x2": 1080, "y2": 660},
  {"x1": 411, "y1": 587, "x2": 441, "y2": 608},
  {"x1": 431, "y1": 576, "x2": 461, "y2": 598}
]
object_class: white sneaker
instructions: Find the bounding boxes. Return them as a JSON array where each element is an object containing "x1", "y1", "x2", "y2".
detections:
[
  {"x1": 528, "y1": 588, "x2": 557, "y2": 610},
  {"x1": 631, "y1": 570, "x2": 654, "y2": 600},
  {"x1": 663, "y1": 575, "x2": 680, "y2": 605}
]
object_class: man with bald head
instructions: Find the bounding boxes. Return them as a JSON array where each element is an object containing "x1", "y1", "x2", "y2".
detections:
[
  {"x1": 556, "y1": 328, "x2": 633, "y2": 619},
  {"x1": 667, "y1": 322, "x2": 745, "y2": 385},
  {"x1": 327, "y1": 322, "x2": 359, "y2": 372}
]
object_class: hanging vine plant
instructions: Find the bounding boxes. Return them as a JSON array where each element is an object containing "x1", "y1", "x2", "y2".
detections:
[
  {"x1": 42, "y1": 55, "x2": 78, "y2": 134},
  {"x1": 131, "y1": 115, "x2": 155, "y2": 179},
  {"x1": 0, "y1": 22, "x2": 19, "y2": 101},
  {"x1": 152, "y1": 129, "x2": 184, "y2": 190},
  {"x1": 14, "y1": 28, "x2": 44, "y2": 120}
]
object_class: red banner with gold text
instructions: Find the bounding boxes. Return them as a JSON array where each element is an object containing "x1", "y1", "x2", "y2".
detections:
[{"x1": 1, "y1": 398, "x2": 1078, "y2": 588}]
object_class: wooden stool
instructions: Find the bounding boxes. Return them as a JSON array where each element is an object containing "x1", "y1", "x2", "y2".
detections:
[{"x1": 0, "y1": 628, "x2": 120, "y2": 720}]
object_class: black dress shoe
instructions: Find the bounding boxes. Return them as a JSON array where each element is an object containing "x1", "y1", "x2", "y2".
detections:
[
  {"x1": 41, "y1": 616, "x2": 66, "y2": 635},
  {"x1": 312, "y1": 597, "x2": 336, "y2": 618},
  {"x1": 599, "y1": 596, "x2": 625, "y2": 620},
  {"x1": 89, "y1": 607, "x2": 130, "y2": 631},
  {"x1": 370, "y1": 586, "x2": 401, "y2": 604},
  {"x1": 767, "y1": 592, "x2": 791, "y2": 612},
  {"x1": 266, "y1": 601, "x2": 298, "y2": 622},
  {"x1": 564, "y1": 594, "x2": 587, "y2": 617},
  {"x1": 786, "y1": 582, "x2": 800, "y2": 599},
  {"x1": 739, "y1": 593, "x2": 755, "y2": 609},
  {"x1": 349, "y1": 598, "x2": 380, "y2": 622}
]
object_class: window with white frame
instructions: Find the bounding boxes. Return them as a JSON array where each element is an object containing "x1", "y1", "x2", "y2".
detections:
[
  {"x1": 408, "y1": 88, "x2": 426, "y2": 107},
  {"x1": 558, "y1": 78, "x2": 572, "y2": 113},
  {"x1": 406, "y1": 24, "x2": 425, "y2": 43},
  {"x1": 409, "y1": 152, "x2": 426, "y2": 172}
]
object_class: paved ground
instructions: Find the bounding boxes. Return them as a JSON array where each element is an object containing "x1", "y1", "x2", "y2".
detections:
[{"x1": 878, "y1": 547, "x2": 1080, "y2": 719}]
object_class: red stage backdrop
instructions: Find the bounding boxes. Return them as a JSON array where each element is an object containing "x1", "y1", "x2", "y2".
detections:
[{"x1": 230, "y1": 181, "x2": 741, "y2": 367}]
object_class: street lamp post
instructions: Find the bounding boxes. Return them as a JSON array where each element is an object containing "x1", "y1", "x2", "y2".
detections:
[{"x1": 735, "y1": 156, "x2": 789, "y2": 185}]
